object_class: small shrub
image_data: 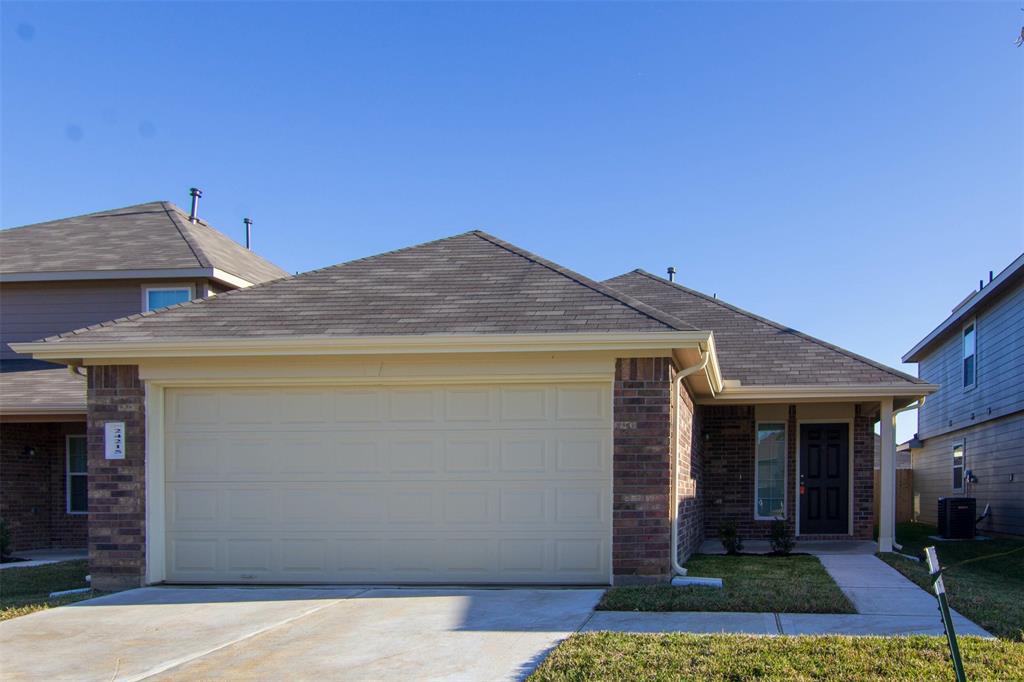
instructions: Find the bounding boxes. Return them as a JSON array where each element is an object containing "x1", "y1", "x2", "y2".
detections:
[
  {"x1": 770, "y1": 518, "x2": 795, "y2": 555},
  {"x1": 0, "y1": 518, "x2": 11, "y2": 559},
  {"x1": 719, "y1": 522, "x2": 743, "y2": 555}
]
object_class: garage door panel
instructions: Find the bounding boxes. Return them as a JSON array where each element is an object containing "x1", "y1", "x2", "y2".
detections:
[
  {"x1": 166, "y1": 534, "x2": 611, "y2": 584},
  {"x1": 165, "y1": 383, "x2": 611, "y2": 584}
]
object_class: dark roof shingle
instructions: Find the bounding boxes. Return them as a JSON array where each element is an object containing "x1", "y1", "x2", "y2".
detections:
[
  {"x1": 37, "y1": 232, "x2": 691, "y2": 344},
  {"x1": 604, "y1": 269, "x2": 924, "y2": 386},
  {"x1": 1, "y1": 201, "x2": 289, "y2": 284}
]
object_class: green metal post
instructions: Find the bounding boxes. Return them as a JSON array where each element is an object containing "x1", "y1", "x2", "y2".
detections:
[{"x1": 925, "y1": 546, "x2": 966, "y2": 682}]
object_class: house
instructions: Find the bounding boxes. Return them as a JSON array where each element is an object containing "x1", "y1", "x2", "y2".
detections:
[
  {"x1": 902, "y1": 252, "x2": 1024, "y2": 536},
  {"x1": 12, "y1": 230, "x2": 934, "y2": 590},
  {"x1": 0, "y1": 199, "x2": 289, "y2": 553}
]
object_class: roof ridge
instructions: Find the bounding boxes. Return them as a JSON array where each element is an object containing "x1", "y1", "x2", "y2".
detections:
[
  {"x1": 160, "y1": 202, "x2": 208, "y2": 268},
  {"x1": 471, "y1": 231, "x2": 697, "y2": 332},
  {"x1": 626, "y1": 269, "x2": 923, "y2": 384}
]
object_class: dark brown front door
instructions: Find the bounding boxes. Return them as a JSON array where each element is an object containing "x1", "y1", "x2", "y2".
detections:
[{"x1": 799, "y1": 423, "x2": 849, "y2": 534}]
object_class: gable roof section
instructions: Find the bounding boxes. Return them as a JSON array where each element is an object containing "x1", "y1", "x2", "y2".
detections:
[
  {"x1": 28, "y1": 232, "x2": 693, "y2": 346},
  {"x1": 903, "y1": 251, "x2": 1024, "y2": 362},
  {"x1": 605, "y1": 269, "x2": 925, "y2": 386},
  {"x1": 0, "y1": 201, "x2": 289, "y2": 284}
]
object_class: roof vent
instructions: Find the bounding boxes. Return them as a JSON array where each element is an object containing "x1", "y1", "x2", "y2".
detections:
[
  {"x1": 188, "y1": 187, "x2": 203, "y2": 223},
  {"x1": 667, "y1": 266, "x2": 676, "y2": 282},
  {"x1": 243, "y1": 217, "x2": 253, "y2": 250}
]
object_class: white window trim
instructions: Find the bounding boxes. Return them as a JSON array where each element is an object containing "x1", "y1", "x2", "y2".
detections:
[
  {"x1": 962, "y1": 318, "x2": 977, "y2": 392},
  {"x1": 65, "y1": 434, "x2": 88, "y2": 515},
  {"x1": 142, "y1": 284, "x2": 196, "y2": 312},
  {"x1": 952, "y1": 440, "x2": 966, "y2": 494},
  {"x1": 754, "y1": 421, "x2": 788, "y2": 521}
]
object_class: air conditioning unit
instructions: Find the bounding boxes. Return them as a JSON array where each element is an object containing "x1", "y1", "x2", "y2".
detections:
[{"x1": 938, "y1": 497, "x2": 976, "y2": 539}]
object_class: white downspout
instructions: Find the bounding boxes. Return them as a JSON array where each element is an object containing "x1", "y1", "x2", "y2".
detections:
[
  {"x1": 670, "y1": 350, "x2": 710, "y2": 578},
  {"x1": 885, "y1": 397, "x2": 925, "y2": 552}
]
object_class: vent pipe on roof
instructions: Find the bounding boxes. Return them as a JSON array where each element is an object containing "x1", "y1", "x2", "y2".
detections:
[
  {"x1": 243, "y1": 217, "x2": 253, "y2": 250},
  {"x1": 667, "y1": 266, "x2": 676, "y2": 282},
  {"x1": 188, "y1": 187, "x2": 203, "y2": 223}
]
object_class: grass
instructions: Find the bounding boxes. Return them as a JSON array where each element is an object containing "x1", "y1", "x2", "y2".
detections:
[
  {"x1": 528, "y1": 632, "x2": 1024, "y2": 681},
  {"x1": 599, "y1": 554, "x2": 855, "y2": 614},
  {"x1": 879, "y1": 521, "x2": 1024, "y2": 642},
  {"x1": 0, "y1": 560, "x2": 98, "y2": 621}
]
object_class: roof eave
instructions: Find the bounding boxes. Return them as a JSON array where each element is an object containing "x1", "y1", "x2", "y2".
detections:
[
  {"x1": 903, "y1": 252, "x2": 1024, "y2": 363},
  {"x1": 12, "y1": 331, "x2": 713, "y2": 364},
  {"x1": 0, "y1": 267, "x2": 256, "y2": 288},
  {"x1": 697, "y1": 383, "x2": 939, "y2": 405}
]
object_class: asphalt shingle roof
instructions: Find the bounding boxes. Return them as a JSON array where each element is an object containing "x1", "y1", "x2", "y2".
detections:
[
  {"x1": 35, "y1": 231, "x2": 691, "y2": 344},
  {"x1": 0, "y1": 360, "x2": 85, "y2": 413},
  {"x1": 0, "y1": 201, "x2": 289, "y2": 284},
  {"x1": 604, "y1": 269, "x2": 924, "y2": 386}
]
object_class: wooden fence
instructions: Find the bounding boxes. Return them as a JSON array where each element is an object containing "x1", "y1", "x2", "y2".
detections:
[{"x1": 873, "y1": 469, "x2": 914, "y2": 524}]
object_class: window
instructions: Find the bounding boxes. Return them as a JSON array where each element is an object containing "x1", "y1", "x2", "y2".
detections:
[
  {"x1": 66, "y1": 435, "x2": 88, "y2": 514},
  {"x1": 952, "y1": 442, "x2": 965, "y2": 493},
  {"x1": 145, "y1": 287, "x2": 192, "y2": 311},
  {"x1": 755, "y1": 422, "x2": 787, "y2": 519},
  {"x1": 962, "y1": 322, "x2": 976, "y2": 389}
]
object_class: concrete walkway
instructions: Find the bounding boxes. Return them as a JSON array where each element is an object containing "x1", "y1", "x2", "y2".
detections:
[
  {"x1": 0, "y1": 548, "x2": 87, "y2": 570},
  {"x1": 588, "y1": 543, "x2": 991, "y2": 637}
]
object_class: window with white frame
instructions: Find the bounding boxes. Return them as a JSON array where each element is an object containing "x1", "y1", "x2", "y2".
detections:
[
  {"x1": 145, "y1": 287, "x2": 192, "y2": 311},
  {"x1": 66, "y1": 435, "x2": 88, "y2": 514},
  {"x1": 962, "y1": 321, "x2": 976, "y2": 389},
  {"x1": 755, "y1": 422, "x2": 786, "y2": 518},
  {"x1": 952, "y1": 442, "x2": 965, "y2": 493}
]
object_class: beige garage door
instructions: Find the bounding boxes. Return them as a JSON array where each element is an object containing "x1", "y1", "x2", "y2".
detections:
[{"x1": 164, "y1": 383, "x2": 612, "y2": 584}]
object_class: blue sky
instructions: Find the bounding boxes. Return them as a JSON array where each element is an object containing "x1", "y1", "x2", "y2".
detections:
[{"x1": 3, "y1": 2, "x2": 1022, "y2": 440}]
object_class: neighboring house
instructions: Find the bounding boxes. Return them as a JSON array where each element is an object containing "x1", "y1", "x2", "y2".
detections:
[
  {"x1": 13, "y1": 231, "x2": 933, "y2": 590},
  {"x1": 0, "y1": 200, "x2": 289, "y2": 552},
  {"x1": 902, "y1": 252, "x2": 1024, "y2": 536}
]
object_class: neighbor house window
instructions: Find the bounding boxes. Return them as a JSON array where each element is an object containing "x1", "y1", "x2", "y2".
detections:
[
  {"x1": 962, "y1": 322, "x2": 976, "y2": 389},
  {"x1": 145, "y1": 287, "x2": 191, "y2": 311},
  {"x1": 66, "y1": 435, "x2": 88, "y2": 514},
  {"x1": 952, "y1": 442, "x2": 965, "y2": 494},
  {"x1": 755, "y1": 423, "x2": 787, "y2": 519}
]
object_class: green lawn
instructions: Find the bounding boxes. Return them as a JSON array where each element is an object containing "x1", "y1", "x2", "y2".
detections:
[
  {"x1": 599, "y1": 554, "x2": 854, "y2": 614},
  {"x1": 529, "y1": 632, "x2": 1024, "y2": 681},
  {"x1": 0, "y1": 560, "x2": 97, "y2": 621},
  {"x1": 879, "y1": 522, "x2": 1024, "y2": 642}
]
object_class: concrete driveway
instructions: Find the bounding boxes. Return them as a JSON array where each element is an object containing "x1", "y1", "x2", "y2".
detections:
[{"x1": 0, "y1": 586, "x2": 603, "y2": 681}]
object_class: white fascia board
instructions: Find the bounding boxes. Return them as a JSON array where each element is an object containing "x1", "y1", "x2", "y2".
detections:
[
  {"x1": 0, "y1": 266, "x2": 253, "y2": 286},
  {"x1": 698, "y1": 383, "x2": 939, "y2": 404},
  {"x1": 0, "y1": 267, "x2": 254, "y2": 289},
  {"x1": 12, "y1": 331, "x2": 712, "y2": 363}
]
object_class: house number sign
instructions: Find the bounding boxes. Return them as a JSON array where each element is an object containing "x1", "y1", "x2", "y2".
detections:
[{"x1": 104, "y1": 421, "x2": 126, "y2": 459}]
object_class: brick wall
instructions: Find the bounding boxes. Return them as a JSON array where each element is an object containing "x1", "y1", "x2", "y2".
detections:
[
  {"x1": 0, "y1": 421, "x2": 88, "y2": 551},
  {"x1": 87, "y1": 365, "x2": 146, "y2": 591},
  {"x1": 852, "y1": 405, "x2": 875, "y2": 539},
  {"x1": 675, "y1": 378, "x2": 703, "y2": 562},
  {"x1": 612, "y1": 357, "x2": 673, "y2": 582},
  {"x1": 702, "y1": 405, "x2": 799, "y2": 541}
]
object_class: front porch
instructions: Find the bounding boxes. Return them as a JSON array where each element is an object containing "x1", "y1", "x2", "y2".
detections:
[{"x1": 692, "y1": 399, "x2": 906, "y2": 553}]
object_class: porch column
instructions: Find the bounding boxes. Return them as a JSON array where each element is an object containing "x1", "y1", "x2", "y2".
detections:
[{"x1": 878, "y1": 397, "x2": 896, "y2": 553}]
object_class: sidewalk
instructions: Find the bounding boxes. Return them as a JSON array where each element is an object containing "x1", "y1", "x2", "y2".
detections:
[
  {"x1": 0, "y1": 548, "x2": 87, "y2": 571},
  {"x1": 587, "y1": 545, "x2": 992, "y2": 637}
]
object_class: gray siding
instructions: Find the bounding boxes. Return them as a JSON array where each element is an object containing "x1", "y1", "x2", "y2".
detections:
[
  {"x1": 912, "y1": 413, "x2": 1024, "y2": 536},
  {"x1": 917, "y1": 278, "x2": 1024, "y2": 438},
  {"x1": 0, "y1": 279, "x2": 210, "y2": 359}
]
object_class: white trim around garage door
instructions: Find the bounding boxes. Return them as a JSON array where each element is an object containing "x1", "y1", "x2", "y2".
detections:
[{"x1": 144, "y1": 375, "x2": 616, "y2": 586}]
